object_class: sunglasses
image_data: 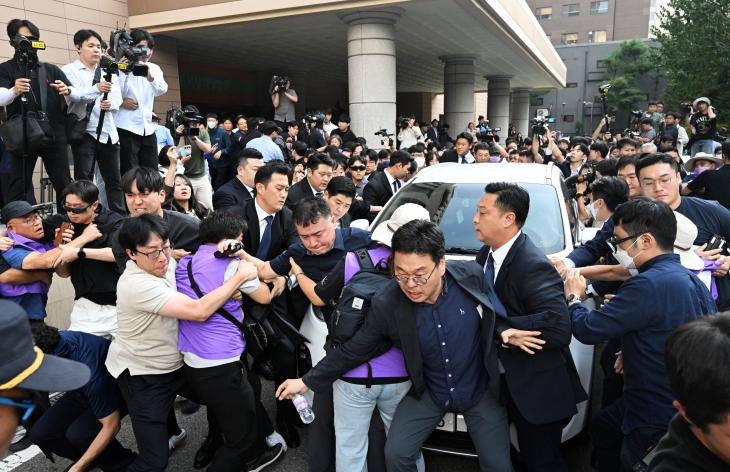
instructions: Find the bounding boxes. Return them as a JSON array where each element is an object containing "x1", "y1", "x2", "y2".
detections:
[
  {"x1": 63, "y1": 203, "x2": 93, "y2": 214},
  {"x1": 350, "y1": 166, "x2": 366, "y2": 171},
  {"x1": 607, "y1": 232, "x2": 643, "y2": 253}
]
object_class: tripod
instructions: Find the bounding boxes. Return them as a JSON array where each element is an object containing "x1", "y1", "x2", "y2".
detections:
[
  {"x1": 17, "y1": 52, "x2": 31, "y2": 198},
  {"x1": 89, "y1": 67, "x2": 114, "y2": 182}
]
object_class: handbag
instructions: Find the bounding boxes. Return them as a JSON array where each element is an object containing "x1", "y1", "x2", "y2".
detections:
[
  {"x1": 186, "y1": 259, "x2": 268, "y2": 358},
  {"x1": 65, "y1": 66, "x2": 102, "y2": 144},
  {"x1": 0, "y1": 63, "x2": 54, "y2": 155}
]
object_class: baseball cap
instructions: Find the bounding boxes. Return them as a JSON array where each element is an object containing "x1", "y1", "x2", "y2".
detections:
[
  {"x1": 673, "y1": 212, "x2": 703, "y2": 271},
  {"x1": 0, "y1": 301, "x2": 90, "y2": 392},
  {"x1": 489, "y1": 146, "x2": 501, "y2": 155},
  {"x1": 371, "y1": 204, "x2": 430, "y2": 247},
  {"x1": 1, "y1": 201, "x2": 43, "y2": 225}
]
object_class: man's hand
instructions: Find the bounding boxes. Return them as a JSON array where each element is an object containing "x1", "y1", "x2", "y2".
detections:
[
  {"x1": 49, "y1": 80, "x2": 70, "y2": 95},
  {"x1": 564, "y1": 269, "x2": 587, "y2": 297},
  {"x1": 100, "y1": 99, "x2": 112, "y2": 111},
  {"x1": 500, "y1": 329, "x2": 545, "y2": 354},
  {"x1": 0, "y1": 236, "x2": 14, "y2": 252},
  {"x1": 267, "y1": 276, "x2": 287, "y2": 298},
  {"x1": 217, "y1": 239, "x2": 241, "y2": 256},
  {"x1": 614, "y1": 351, "x2": 624, "y2": 375},
  {"x1": 80, "y1": 223, "x2": 102, "y2": 244},
  {"x1": 54, "y1": 224, "x2": 75, "y2": 245},
  {"x1": 276, "y1": 378, "x2": 309, "y2": 400},
  {"x1": 231, "y1": 291, "x2": 243, "y2": 301},
  {"x1": 12, "y1": 78, "x2": 31, "y2": 95},
  {"x1": 576, "y1": 182, "x2": 587, "y2": 194},
  {"x1": 171, "y1": 249, "x2": 191, "y2": 261},
  {"x1": 237, "y1": 259, "x2": 258, "y2": 282},
  {"x1": 58, "y1": 244, "x2": 79, "y2": 265},
  {"x1": 213, "y1": 151, "x2": 222, "y2": 160},
  {"x1": 175, "y1": 125, "x2": 184, "y2": 135},
  {"x1": 96, "y1": 82, "x2": 113, "y2": 94},
  {"x1": 289, "y1": 257, "x2": 303, "y2": 277},
  {"x1": 147, "y1": 69, "x2": 155, "y2": 82},
  {"x1": 695, "y1": 243, "x2": 723, "y2": 261},
  {"x1": 121, "y1": 98, "x2": 138, "y2": 111},
  {"x1": 714, "y1": 256, "x2": 730, "y2": 277},
  {"x1": 550, "y1": 256, "x2": 567, "y2": 272}
]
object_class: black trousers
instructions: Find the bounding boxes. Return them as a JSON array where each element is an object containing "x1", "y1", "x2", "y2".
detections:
[
  {"x1": 70, "y1": 134, "x2": 125, "y2": 215},
  {"x1": 600, "y1": 338, "x2": 625, "y2": 409},
  {"x1": 30, "y1": 391, "x2": 135, "y2": 472},
  {"x1": 118, "y1": 128, "x2": 158, "y2": 178},
  {"x1": 590, "y1": 398, "x2": 666, "y2": 472},
  {"x1": 208, "y1": 166, "x2": 229, "y2": 192},
  {"x1": 8, "y1": 138, "x2": 70, "y2": 213},
  {"x1": 184, "y1": 361, "x2": 262, "y2": 471}
]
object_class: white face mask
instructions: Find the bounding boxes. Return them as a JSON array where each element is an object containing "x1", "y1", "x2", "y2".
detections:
[
  {"x1": 414, "y1": 157, "x2": 425, "y2": 168},
  {"x1": 613, "y1": 237, "x2": 644, "y2": 271},
  {"x1": 207, "y1": 121, "x2": 217, "y2": 129}
]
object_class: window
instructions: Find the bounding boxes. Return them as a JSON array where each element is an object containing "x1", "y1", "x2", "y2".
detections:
[
  {"x1": 564, "y1": 115, "x2": 575, "y2": 122},
  {"x1": 566, "y1": 83, "x2": 578, "y2": 88},
  {"x1": 589, "y1": 30, "x2": 607, "y2": 43},
  {"x1": 597, "y1": 60, "x2": 605, "y2": 68},
  {"x1": 590, "y1": 1, "x2": 609, "y2": 14},
  {"x1": 563, "y1": 4, "x2": 580, "y2": 17},
  {"x1": 532, "y1": 97, "x2": 544, "y2": 106},
  {"x1": 535, "y1": 7, "x2": 552, "y2": 19},
  {"x1": 561, "y1": 33, "x2": 579, "y2": 45}
]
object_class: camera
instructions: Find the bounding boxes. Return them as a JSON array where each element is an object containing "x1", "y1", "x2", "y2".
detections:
[
  {"x1": 681, "y1": 102, "x2": 693, "y2": 111},
  {"x1": 630, "y1": 110, "x2": 644, "y2": 118},
  {"x1": 165, "y1": 106, "x2": 204, "y2": 138},
  {"x1": 622, "y1": 128, "x2": 640, "y2": 139},
  {"x1": 598, "y1": 83, "x2": 611, "y2": 94},
  {"x1": 214, "y1": 242, "x2": 243, "y2": 259},
  {"x1": 107, "y1": 26, "x2": 149, "y2": 77},
  {"x1": 98, "y1": 55, "x2": 135, "y2": 75},
  {"x1": 564, "y1": 169, "x2": 596, "y2": 189},
  {"x1": 530, "y1": 116, "x2": 555, "y2": 135},
  {"x1": 717, "y1": 127, "x2": 728, "y2": 142},
  {"x1": 269, "y1": 75, "x2": 289, "y2": 94},
  {"x1": 398, "y1": 115, "x2": 411, "y2": 130},
  {"x1": 12, "y1": 33, "x2": 45, "y2": 54},
  {"x1": 375, "y1": 128, "x2": 394, "y2": 146},
  {"x1": 304, "y1": 112, "x2": 325, "y2": 129}
]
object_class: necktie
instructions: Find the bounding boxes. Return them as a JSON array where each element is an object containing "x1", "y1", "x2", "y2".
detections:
[
  {"x1": 256, "y1": 215, "x2": 274, "y2": 260},
  {"x1": 484, "y1": 253, "x2": 508, "y2": 318},
  {"x1": 392, "y1": 180, "x2": 400, "y2": 193},
  {"x1": 461, "y1": 156, "x2": 468, "y2": 164},
  {"x1": 315, "y1": 192, "x2": 323, "y2": 198}
]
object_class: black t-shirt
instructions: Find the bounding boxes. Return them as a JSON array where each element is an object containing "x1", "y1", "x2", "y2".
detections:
[
  {"x1": 647, "y1": 413, "x2": 730, "y2": 472},
  {"x1": 330, "y1": 128, "x2": 358, "y2": 145},
  {"x1": 690, "y1": 110, "x2": 717, "y2": 140},
  {"x1": 687, "y1": 166, "x2": 730, "y2": 210}
]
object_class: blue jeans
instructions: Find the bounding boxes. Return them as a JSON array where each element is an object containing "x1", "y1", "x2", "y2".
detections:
[
  {"x1": 333, "y1": 379, "x2": 424, "y2": 472},
  {"x1": 690, "y1": 139, "x2": 714, "y2": 157}
]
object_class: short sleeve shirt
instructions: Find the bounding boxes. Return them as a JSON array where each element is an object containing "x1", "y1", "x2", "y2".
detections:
[
  {"x1": 106, "y1": 260, "x2": 181, "y2": 377},
  {"x1": 272, "y1": 89, "x2": 297, "y2": 122}
]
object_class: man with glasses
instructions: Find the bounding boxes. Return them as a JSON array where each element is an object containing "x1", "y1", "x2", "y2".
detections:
[
  {"x1": 564, "y1": 197, "x2": 716, "y2": 472},
  {"x1": 636, "y1": 153, "x2": 730, "y2": 309},
  {"x1": 41, "y1": 180, "x2": 124, "y2": 339}
]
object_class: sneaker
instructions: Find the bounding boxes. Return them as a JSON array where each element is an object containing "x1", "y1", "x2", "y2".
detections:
[
  {"x1": 181, "y1": 400, "x2": 201, "y2": 414},
  {"x1": 8, "y1": 433, "x2": 32, "y2": 452},
  {"x1": 266, "y1": 431, "x2": 288, "y2": 453},
  {"x1": 244, "y1": 444, "x2": 283, "y2": 472},
  {"x1": 169, "y1": 429, "x2": 187, "y2": 455}
]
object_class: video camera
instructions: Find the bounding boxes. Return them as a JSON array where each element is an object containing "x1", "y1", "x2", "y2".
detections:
[
  {"x1": 681, "y1": 102, "x2": 693, "y2": 111},
  {"x1": 375, "y1": 128, "x2": 394, "y2": 146},
  {"x1": 269, "y1": 75, "x2": 289, "y2": 94},
  {"x1": 304, "y1": 112, "x2": 325, "y2": 129},
  {"x1": 717, "y1": 127, "x2": 728, "y2": 142},
  {"x1": 98, "y1": 55, "x2": 135, "y2": 75},
  {"x1": 622, "y1": 128, "x2": 640, "y2": 139},
  {"x1": 398, "y1": 115, "x2": 411, "y2": 130},
  {"x1": 598, "y1": 83, "x2": 611, "y2": 95},
  {"x1": 531, "y1": 116, "x2": 555, "y2": 135},
  {"x1": 630, "y1": 110, "x2": 644, "y2": 118},
  {"x1": 165, "y1": 106, "x2": 204, "y2": 138},
  {"x1": 478, "y1": 119, "x2": 502, "y2": 137},
  {"x1": 107, "y1": 26, "x2": 149, "y2": 77},
  {"x1": 12, "y1": 34, "x2": 45, "y2": 54}
]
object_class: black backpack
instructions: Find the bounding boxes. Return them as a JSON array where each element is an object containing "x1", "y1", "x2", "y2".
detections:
[{"x1": 331, "y1": 248, "x2": 392, "y2": 348}]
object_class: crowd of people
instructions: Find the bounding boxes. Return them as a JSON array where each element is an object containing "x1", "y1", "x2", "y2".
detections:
[{"x1": 0, "y1": 16, "x2": 729, "y2": 472}]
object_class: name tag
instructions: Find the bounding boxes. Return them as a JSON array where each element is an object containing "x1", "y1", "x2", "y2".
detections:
[{"x1": 352, "y1": 298, "x2": 364, "y2": 310}]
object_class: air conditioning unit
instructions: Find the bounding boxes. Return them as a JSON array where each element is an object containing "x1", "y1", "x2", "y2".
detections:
[{"x1": 536, "y1": 108, "x2": 550, "y2": 118}]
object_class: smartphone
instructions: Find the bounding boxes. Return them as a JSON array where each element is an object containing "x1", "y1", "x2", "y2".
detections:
[
  {"x1": 706, "y1": 234, "x2": 726, "y2": 251},
  {"x1": 175, "y1": 145, "x2": 192, "y2": 157},
  {"x1": 54, "y1": 222, "x2": 71, "y2": 247},
  {"x1": 632, "y1": 443, "x2": 659, "y2": 472}
]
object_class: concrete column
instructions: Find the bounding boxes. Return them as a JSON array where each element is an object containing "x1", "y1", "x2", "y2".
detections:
[
  {"x1": 339, "y1": 7, "x2": 404, "y2": 149},
  {"x1": 486, "y1": 75, "x2": 513, "y2": 137},
  {"x1": 510, "y1": 88, "x2": 531, "y2": 137},
  {"x1": 440, "y1": 55, "x2": 478, "y2": 136},
  {"x1": 286, "y1": 72, "x2": 307, "y2": 121}
]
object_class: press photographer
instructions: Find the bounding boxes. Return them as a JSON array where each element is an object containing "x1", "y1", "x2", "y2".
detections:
[
  {"x1": 270, "y1": 75, "x2": 298, "y2": 128},
  {"x1": 396, "y1": 114, "x2": 421, "y2": 149},
  {"x1": 0, "y1": 19, "x2": 81, "y2": 213},
  {"x1": 685, "y1": 97, "x2": 718, "y2": 157}
]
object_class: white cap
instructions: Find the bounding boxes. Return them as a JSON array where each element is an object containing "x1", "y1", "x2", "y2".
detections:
[
  {"x1": 673, "y1": 211, "x2": 703, "y2": 271},
  {"x1": 371, "y1": 203, "x2": 430, "y2": 247},
  {"x1": 683, "y1": 152, "x2": 723, "y2": 172}
]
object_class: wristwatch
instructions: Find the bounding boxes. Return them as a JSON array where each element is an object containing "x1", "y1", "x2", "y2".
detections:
[
  {"x1": 77, "y1": 247, "x2": 86, "y2": 259},
  {"x1": 565, "y1": 294, "x2": 581, "y2": 304}
]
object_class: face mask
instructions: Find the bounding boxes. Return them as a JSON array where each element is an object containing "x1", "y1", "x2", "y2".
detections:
[
  {"x1": 207, "y1": 121, "x2": 217, "y2": 129},
  {"x1": 414, "y1": 157, "x2": 425, "y2": 168},
  {"x1": 613, "y1": 237, "x2": 644, "y2": 271},
  {"x1": 489, "y1": 156, "x2": 501, "y2": 163},
  {"x1": 694, "y1": 166, "x2": 710, "y2": 177}
]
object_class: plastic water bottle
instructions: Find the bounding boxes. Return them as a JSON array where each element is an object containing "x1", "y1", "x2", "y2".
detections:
[{"x1": 292, "y1": 393, "x2": 315, "y2": 424}]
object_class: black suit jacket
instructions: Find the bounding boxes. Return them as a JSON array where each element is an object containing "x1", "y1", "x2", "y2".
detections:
[
  {"x1": 213, "y1": 178, "x2": 254, "y2": 211},
  {"x1": 339, "y1": 212, "x2": 351, "y2": 229},
  {"x1": 362, "y1": 171, "x2": 395, "y2": 208},
  {"x1": 476, "y1": 233, "x2": 588, "y2": 425},
  {"x1": 285, "y1": 179, "x2": 316, "y2": 209},
  {"x1": 303, "y1": 260, "x2": 501, "y2": 401},
  {"x1": 440, "y1": 149, "x2": 469, "y2": 164},
  {"x1": 426, "y1": 128, "x2": 438, "y2": 143}
]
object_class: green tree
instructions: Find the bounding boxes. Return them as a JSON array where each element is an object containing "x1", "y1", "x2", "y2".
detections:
[
  {"x1": 652, "y1": 0, "x2": 730, "y2": 114},
  {"x1": 604, "y1": 76, "x2": 646, "y2": 115},
  {"x1": 601, "y1": 39, "x2": 654, "y2": 115}
]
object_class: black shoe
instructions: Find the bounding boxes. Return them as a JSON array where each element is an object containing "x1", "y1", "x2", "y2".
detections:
[
  {"x1": 275, "y1": 417, "x2": 300, "y2": 449},
  {"x1": 181, "y1": 399, "x2": 201, "y2": 414},
  {"x1": 245, "y1": 444, "x2": 283, "y2": 472},
  {"x1": 194, "y1": 434, "x2": 224, "y2": 469},
  {"x1": 251, "y1": 361, "x2": 275, "y2": 381},
  {"x1": 8, "y1": 433, "x2": 32, "y2": 452}
]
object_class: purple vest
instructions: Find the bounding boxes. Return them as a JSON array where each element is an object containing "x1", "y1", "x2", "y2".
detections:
[
  {"x1": 0, "y1": 233, "x2": 54, "y2": 297},
  {"x1": 340, "y1": 246, "x2": 409, "y2": 381},
  {"x1": 176, "y1": 246, "x2": 246, "y2": 360}
]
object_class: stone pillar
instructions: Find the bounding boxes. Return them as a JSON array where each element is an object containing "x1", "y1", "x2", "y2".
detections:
[
  {"x1": 486, "y1": 75, "x2": 513, "y2": 137},
  {"x1": 339, "y1": 7, "x2": 404, "y2": 149},
  {"x1": 286, "y1": 72, "x2": 307, "y2": 122},
  {"x1": 440, "y1": 55, "x2": 478, "y2": 137},
  {"x1": 510, "y1": 88, "x2": 531, "y2": 137}
]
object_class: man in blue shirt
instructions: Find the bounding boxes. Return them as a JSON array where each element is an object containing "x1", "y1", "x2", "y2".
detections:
[
  {"x1": 151, "y1": 113, "x2": 174, "y2": 152},
  {"x1": 30, "y1": 324, "x2": 136, "y2": 471},
  {"x1": 246, "y1": 121, "x2": 284, "y2": 163},
  {"x1": 564, "y1": 197, "x2": 716, "y2": 471},
  {"x1": 205, "y1": 113, "x2": 232, "y2": 191}
]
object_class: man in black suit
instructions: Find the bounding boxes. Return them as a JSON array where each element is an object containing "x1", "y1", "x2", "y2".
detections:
[
  {"x1": 324, "y1": 176, "x2": 356, "y2": 229},
  {"x1": 426, "y1": 119, "x2": 440, "y2": 143},
  {"x1": 473, "y1": 182, "x2": 587, "y2": 472},
  {"x1": 285, "y1": 153, "x2": 333, "y2": 209},
  {"x1": 440, "y1": 132, "x2": 475, "y2": 164},
  {"x1": 362, "y1": 150, "x2": 412, "y2": 208},
  {"x1": 212, "y1": 148, "x2": 264, "y2": 210}
]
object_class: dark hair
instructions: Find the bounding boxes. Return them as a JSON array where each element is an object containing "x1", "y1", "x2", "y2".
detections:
[
  {"x1": 518, "y1": 149, "x2": 534, "y2": 162},
  {"x1": 30, "y1": 323, "x2": 61, "y2": 354},
  {"x1": 634, "y1": 152, "x2": 680, "y2": 178},
  {"x1": 391, "y1": 220, "x2": 445, "y2": 265},
  {"x1": 648, "y1": 101, "x2": 658, "y2": 106},
  {"x1": 722, "y1": 142, "x2": 730, "y2": 159},
  {"x1": 612, "y1": 197, "x2": 676, "y2": 252},
  {"x1": 306, "y1": 153, "x2": 334, "y2": 173},
  {"x1": 484, "y1": 182, "x2": 530, "y2": 228},
  {"x1": 255, "y1": 161, "x2": 290, "y2": 187},
  {"x1": 616, "y1": 154, "x2": 640, "y2": 173},
  {"x1": 640, "y1": 118, "x2": 653, "y2": 126},
  {"x1": 348, "y1": 155, "x2": 366, "y2": 168},
  {"x1": 666, "y1": 111, "x2": 681, "y2": 120},
  {"x1": 62, "y1": 180, "x2": 99, "y2": 206},
  {"x1": 237, "y1": 148, "x2": 264, "y2": 168},
  {"x1": 7, "y1": 19, "x2": 40, "y2": 40},
  {"x1": 324, "y1": 145, "x2": 339, "y2": 157},
  {"x1": 595, "y1": 158, "x2": 618, "y2": 177},
  {"x1": 573, "y1": 143, "x2": 590, "y2": 156},
  {"x1": 166, "y1": 173, "x2": 208, "y2": 220},
  {"x1": 388, "y1": 150, "x2": 413, "y2": 168},
  {"x1": 338, "y1": 114, "x2": 351, "y2": 124},
  {"x1": 659, "y1": 135, "x2": 674, "y2": 143},
  {"x1": 455, "y1": 132, "x2": 473, "y2": 144},
  {"x1": 158, "y1": 145, "x2": 173, "y2": 167},
  {"x1": 118, "y1": 213, "x2": 170, "y2": 254},
  {"x1": 130, "y1": 28, "x2": 154, "y2": 49},
  {"x1": 617, "y1": 138, "x2": 638, "y2": 152},
  {"x1": 590, "y1": 177, "x2": 629, "y2": 212},
  {"x1": 590, "y1": 142, "x2": 609, "y2": 158},
  {"x1": 199, "y1": 210, "x2": 247, "y2": 245},
  {"x1": 326, "y1": 176, "x2": 356, "y2": 200},
  {"x1": 378, "y1": 149, "x2": 391, "y2": 161},
  {"x1": 292, "y1": 140, "x2": 307, "y2": 157},
  {"x1": 73, "y1": 29, "x2": 102, "y2": 48},
  {"x1": 665, "y1": 314, "x2": 730, "y2": 432},
  {"x1": 246, "y1": 117, "x2": 259, "y2": 130},
  {"x1": 292, "y1": 197, "x2": 332, "y2": 227},
  {"x1": 205, "y1": 113, "x2": 218, "y2": 121},
  {"x1": 659, "y1": 146, "x2": 679, "y2": 154},
  {"x1": 287, "y1": 120, "x2": 299, "y2": 129},
  {"x1": 121, "y1": 167, "x2": 163, "y2": 194},
  {"x1": 473, "y1": 143, "x2": 490, "y2": 154},
  {"x1": 262, "y1": 120, "x2": 278, "y2": 136},
  {"x1": 407, "y1": 143, "x2": 425, "y2": 154}
]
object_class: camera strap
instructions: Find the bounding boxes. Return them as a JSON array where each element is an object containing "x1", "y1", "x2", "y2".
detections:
[{"x1": 38, "y1": 63, "x2": 47, "y2": 113}]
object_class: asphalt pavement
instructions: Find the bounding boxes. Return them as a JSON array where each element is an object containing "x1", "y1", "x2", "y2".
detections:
[{"x1": 3, "y1": 346, "x2": 604, "y2": 472}]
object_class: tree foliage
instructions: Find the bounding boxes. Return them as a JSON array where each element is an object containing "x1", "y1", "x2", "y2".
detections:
[
  {"x1": 601, "y1": 39, "x2": 654, "y2": 114},
  {"x1": 652, "y1": 0, "x2": 730, "y2": 114},
  {"x1": 604, "y1": 76, "x2": 646, "y2": 114}
]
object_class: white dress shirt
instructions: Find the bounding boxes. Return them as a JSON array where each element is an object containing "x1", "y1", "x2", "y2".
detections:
[
  {"x1": 243, "y1": 182, "x2": 255, "y2": 199},
  {"x1": 383, "y1": 169, "x2": 403, "y2": 193},
  {"x1": 308, "y1": 180, "x2": 324, "y2": 197},
  {"x1": 62, "y1": 60, "x2": 122, "y2": 144},
  {"x1": 484, "y1": 230, "x2": 522, "y2": 282},
  {"x1": 115, "y1": 62, "x2": 167, "y2": 136},
  {"x1": 254, "y1": 199, "x2": 275, "y2": 242}
]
